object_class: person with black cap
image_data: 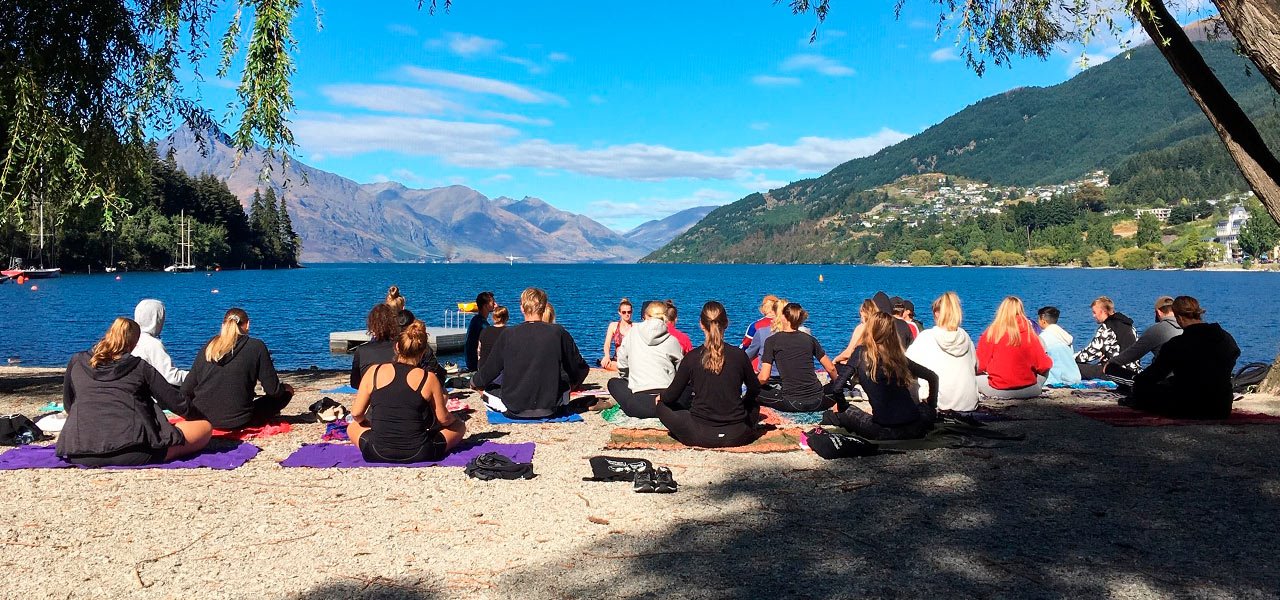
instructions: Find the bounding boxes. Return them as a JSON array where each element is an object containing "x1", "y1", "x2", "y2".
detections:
[
  {"x1": 875, "y1": 291, "x2": 916, "y2": 349},
  {"x1": 1128, "y1": 296, "x2": 1239, "y2": 419},
  {"x1": 889, "y1": 296, "x2": 920, "y2": 340}
]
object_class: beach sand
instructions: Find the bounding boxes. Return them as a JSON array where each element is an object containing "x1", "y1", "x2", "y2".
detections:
[{"x1": 2, "y1": 365, "x2": 1279, "y2": 599}]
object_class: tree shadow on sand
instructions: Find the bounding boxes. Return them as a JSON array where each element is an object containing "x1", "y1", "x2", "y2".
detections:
[{"x1": 499, "y1": 411, "x2": 1280, "y2": 598}]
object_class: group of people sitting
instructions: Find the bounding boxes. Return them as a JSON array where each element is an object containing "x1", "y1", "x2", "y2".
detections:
[
  {"x1": 57, "y1": 300, "x2": 294, "y2": 467},
  {"x1": 56, "y1": 284, "x2": 1242, "y2": 467}
]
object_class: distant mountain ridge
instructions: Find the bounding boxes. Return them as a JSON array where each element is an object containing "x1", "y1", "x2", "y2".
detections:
[
  {"x1": 646, "y1": 39, "x2": 1280, "y2": 263},
  {"x1": 624, "y1": 206, "x2": 717, "y2": 251},
  {"x1": 162, "y1": 128, "x2": 658, "y2": 263}
]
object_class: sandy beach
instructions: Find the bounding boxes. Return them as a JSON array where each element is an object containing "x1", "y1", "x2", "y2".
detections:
[{"x1": 2, "y1": 365, "x2": 1279, "y2": 599}]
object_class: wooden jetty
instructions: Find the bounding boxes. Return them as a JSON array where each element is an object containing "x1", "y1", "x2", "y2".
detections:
[{"x1": 329, "y1": 327, "x2": 468, "y2": 354}]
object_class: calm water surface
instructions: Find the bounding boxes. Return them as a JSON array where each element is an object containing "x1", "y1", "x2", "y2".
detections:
[{"x1": 2, "y1": 264, "x2": 1278, "y2": 370}]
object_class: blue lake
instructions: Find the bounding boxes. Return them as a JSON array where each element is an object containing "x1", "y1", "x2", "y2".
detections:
[{"x1": 2, "y1": 264, "x2": 1278, "y2": 370}]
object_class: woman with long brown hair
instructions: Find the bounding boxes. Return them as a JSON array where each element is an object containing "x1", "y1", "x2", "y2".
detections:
[
  {"x1": 975, "y1": 296, "x2": 1053, "y2": 399},
  {"x1": 57, "y1": 317, "x2": 213, "y2": 466},
  {"x1": 656, "y1": 301, "x2": 760, "y2": 448},
  {"x1": 348, "y1": 320, "x2": 466, "y2": 462},
  {"x1": 183, "y1": 308, "x2": 294, "y2": 429},
  {"x1": 822, "y1": 312, "x2": 939, "y2": 440},
  {"x1": 350, "y1": 303, "x2": 401, "y2": 388}
]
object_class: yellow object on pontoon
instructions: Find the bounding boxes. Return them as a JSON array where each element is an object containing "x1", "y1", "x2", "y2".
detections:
[{"x1": 457, "y1": 302, "x2": 478, "y2": 312}]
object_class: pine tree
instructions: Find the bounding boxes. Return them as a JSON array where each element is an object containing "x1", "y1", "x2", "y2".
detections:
[
  {"x1": 260, "y1": 187, "x2": 283, "y2": 265},
  {"x1": 276, "y1": 194, "x2": 300, "y2": 266},
  {"x1": 249, "y1": 189, "x2": 271, "y2": 265}
]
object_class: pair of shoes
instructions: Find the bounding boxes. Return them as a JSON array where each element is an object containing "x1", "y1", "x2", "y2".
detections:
[{"x1": 633, "y1": 466, "x2": 678, "y2": 493}]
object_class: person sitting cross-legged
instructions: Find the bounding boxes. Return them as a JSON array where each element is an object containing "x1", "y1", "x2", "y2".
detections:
[
  {"x1": 607, "y1": 300, "x2": 684, "y2": 419},
  {"x1": 1128, "y1": 296, "x2": 1240, "y2": 420},
  {"x1": 347, "y1": 320, "x2": 466, "y2": 463},
  {"x1": 472, "y1": 288, "x2": 590, "y2": 419}
]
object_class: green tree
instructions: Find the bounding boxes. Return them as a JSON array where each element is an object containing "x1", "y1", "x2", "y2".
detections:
[
  {"x1": 875, "y1": 250, "x2": 895, "y2": 264},
  {"x1": 969, "y1": 248, "x2": 991, "y2": 266},
  {"x1": 1086, "y1": 248, "x2": 1111, "y2": 267},
  {"x1": 908, "y1": 249, "x2": 932, "y2": 265},
  {"x1": 1028, "y1": 247, "x2": 1060, "y2": 266},
  {"x1": 1136, "y1": 213, "x2": 1162, "y2": 247},
  {"x1": 940, "y1": 249, "x2": 963, "y2": 266},
  {"x1": 1114, "y1": 247, "x2": 1154, "y2": 270},
  {"x1": 277, "y1": 196, "x2": 300, "y2": 265},
  {"x1": 1238, "y1": 205, "x2": 1280, "y2": 260},
  {"x1": 990, "y1": 250, "x2": 1024, "y2": 266}
]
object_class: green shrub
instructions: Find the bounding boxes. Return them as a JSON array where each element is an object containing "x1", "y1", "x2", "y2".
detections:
[
  {"x1": 1086, "y1": 248, "x2": 1111, "y2": 267},
  {"x1": 908, "y1": 249, "x2": 933, "y2": 266}
]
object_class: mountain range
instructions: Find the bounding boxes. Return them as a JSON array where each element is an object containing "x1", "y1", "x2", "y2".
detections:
[
  {"x1": 161, "y1": 128, "x2": 714, "y2": 263},
  {"x1": 646, "y1": 34, "x2": 1280, "y2": 263}
]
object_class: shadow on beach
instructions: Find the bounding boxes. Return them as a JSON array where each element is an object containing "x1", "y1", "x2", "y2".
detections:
[{"x1": 492, "y1": 415, "x2": 1280, "y2": 598}]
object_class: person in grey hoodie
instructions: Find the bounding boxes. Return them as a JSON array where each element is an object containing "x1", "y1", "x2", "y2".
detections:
[
  {"x1": 607, "y1": 300, "x2": 685, "y2": 418},
  {"x1": 1075, "y1": 296, "x2": 1141, "y2": 379},
  {"x1": 131, "y1": 299, "x2": 187, "y2": 387},
  {"x1": 1103, "y1": 296, "x2": 1183, "y2": 389}
]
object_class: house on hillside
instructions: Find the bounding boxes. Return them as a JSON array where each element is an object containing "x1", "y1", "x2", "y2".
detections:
[
  {"x1": 1215, "y1": 204, "x2": 1249, "y2": 260},
  {"x1": 1136, "y1": 207, "x2": 1172, "y2": 222}
]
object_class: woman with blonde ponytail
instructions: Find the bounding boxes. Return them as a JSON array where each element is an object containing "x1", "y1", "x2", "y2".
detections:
[
  {"x1": 183, "y1": 308, "x2": 294, "y2": 429},
  {"x1": 756, "y1": 302, "x2": 840, "y2": 412},
  {"x1": 347, "y1": 320, "x2": 466, "y2": 463},
  {"x1": 57, "y1": 317, "x2": 213, "y2": 466},
  {"x1": 656, "y1": 301, "x2": 760, "y2": 448}
]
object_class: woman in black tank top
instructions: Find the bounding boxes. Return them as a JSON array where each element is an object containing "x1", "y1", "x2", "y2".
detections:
[{"x1": 347, "y1": 321, "x2": 467, "y2": 463}]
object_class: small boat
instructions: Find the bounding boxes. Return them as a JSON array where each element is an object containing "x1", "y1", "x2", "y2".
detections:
[
  {"x1": 17, "y1": 267, "x2": 61, "y2": 279},
  {"x1": 166, "y1": 210, "x2": 196, "y2": 273}
]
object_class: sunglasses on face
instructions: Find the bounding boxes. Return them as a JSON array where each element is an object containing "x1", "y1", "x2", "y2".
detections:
[{"x1": 620, "y1": 310, "x2": 632, "y2": 315}]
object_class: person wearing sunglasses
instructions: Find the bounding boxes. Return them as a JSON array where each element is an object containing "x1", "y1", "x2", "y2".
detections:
[{"x1": 600, "y1": 298, "x2": 634, "y2": 371}]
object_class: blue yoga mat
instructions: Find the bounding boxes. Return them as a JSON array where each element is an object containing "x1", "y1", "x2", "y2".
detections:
[
  {"x1": 486, "y1": 410, "x2": 583, "y2": 424},
  {"x1": 320, "y1": 385, "x2": 359, "y2": 395}
]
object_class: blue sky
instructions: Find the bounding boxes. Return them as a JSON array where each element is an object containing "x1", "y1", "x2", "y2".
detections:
[{"x1": 188, "y1": 1, "x2": 1212, "y2": 231}]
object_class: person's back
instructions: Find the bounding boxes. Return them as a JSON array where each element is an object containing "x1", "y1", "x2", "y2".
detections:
[
  {"x1": 131, "y1": 299, "x2": 187, "y2": 386},
  {"x1": 464, "y1": 291, "x2": 494, "y2": 372},
  {"x1": 906, "y1": 326, "x2": 979, "y2": 412},
  {"x1": 1133, "y1": 299, "x2": 1239, "y2": 419},
  {"x1": 183, "y1": 309, "x2": 291, "y2": 430},
  {"x1": 1039, "y1": 324, "x2": 1082, "y2": 386},
  {"x1": 366, "y1": 363, "x2": 436, "y2": 457},
  {"x1": 472, "y1": 288, "x2": 588, "y2": 418},
  {"x1": 619, "y1": 317, "x2": 683, "y2": 391},
  {"x1": 761, "y1": 330, "x2": 825, "y2": 406}
]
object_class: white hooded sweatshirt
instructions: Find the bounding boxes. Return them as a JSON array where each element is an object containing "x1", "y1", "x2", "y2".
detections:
[
  {"x1": 131, "y1": 299, "x2": 187, "y2": 386},
  {"x1": 905, "y1": 326, "x2": 980, "y2": 412},
  {"x1": 617, "y1": 318, "x2": 684, "y2": 393}
]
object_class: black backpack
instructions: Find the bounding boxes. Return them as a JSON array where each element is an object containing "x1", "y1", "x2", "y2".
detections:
[
  {"x1": 0, "y1": 414, "x2": 43, "y2": 446},
  {"x1": 464, "y1": 452, "x2": 535, "y2": 481},
  {"x1": 1232, "y1": 362, "x2": 1272, "y2": 393}
]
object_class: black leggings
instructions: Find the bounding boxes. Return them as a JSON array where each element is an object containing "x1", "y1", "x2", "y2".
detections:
[
  {"x1": 358, "y1": 432, "x2": 448, "y2": 463},
  {"x1": 608, "y1": 378, "x2": 661, "y2": 419},
  {"x1": 655, "y1": 403, "x2": 755, "y2": 448},
  {"x1": 65, "y1": 444, "x2": 169, "y2": 467},
  {"x1": 757, "y1": 386, "x2": 836, "y2": 413},
  {"x1": 823, "y1": 405, "x2": 934, "y2": 440}
]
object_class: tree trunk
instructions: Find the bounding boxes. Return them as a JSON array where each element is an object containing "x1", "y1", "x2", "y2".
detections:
[
  {"x1": 1261, "y1": 348, "x2": 1280, "y2": 394},
  {"x1": 1133, "y1": 1, "x2": 1280, "y2": 225},
  {"x1": 1211, "y1": 0, "x2": 1280, "y2": 96}
]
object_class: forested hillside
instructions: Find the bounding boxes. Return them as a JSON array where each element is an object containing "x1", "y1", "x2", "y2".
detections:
[{"x1": 647, "y1": 40, "x2": 1280, "y2": 264}]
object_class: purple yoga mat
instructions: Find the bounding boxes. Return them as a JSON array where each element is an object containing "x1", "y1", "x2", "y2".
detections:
[
  {"x1": 0, "y1": 443, "x2": 259, "y2": 470},
  {"x1": 279, "y1": 440, "x2": 535, "y2": 468}
]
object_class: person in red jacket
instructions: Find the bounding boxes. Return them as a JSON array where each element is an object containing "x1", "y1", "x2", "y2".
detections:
[{"x1": 976, "y1": 296, "x2": 1053, "y2": 399}]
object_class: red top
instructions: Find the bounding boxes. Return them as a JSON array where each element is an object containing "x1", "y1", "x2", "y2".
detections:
[
  {"x1": 741, "y1": 316, "x2": 772, "y2": 347},
  {"x1": 668, "y1": 323, "x2": 694, "y2": 354},
  {"x1": 976, "y1": 317, "x2": 1053, "y2": 390}
]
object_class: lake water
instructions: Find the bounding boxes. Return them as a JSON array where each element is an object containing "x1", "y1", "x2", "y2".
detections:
[{"x1": 2, "y1": 264, "x2": 1278, "y2": 371}]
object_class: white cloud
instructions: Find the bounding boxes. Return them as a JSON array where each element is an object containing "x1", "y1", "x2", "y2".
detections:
[
  {"x1": 294, "y1": 112, "x2": 910, "y2": 181},
  {"x1": 781, "y1": 54, "x2": 855, "y2": 76},
  {"x1": 485, "y1": 173, "x2": 513, "y2": 183},
  {"x1": 751, "y1": 75, "x2": 802, "y2": 87},
  {"x1": 444, "y1": 33, "x2": 503, "y2": 57},
  {"x1": 320, "y1": 84, "x2": 457, "y2": 115},
  {"x1": 387, "y1": 23, "x2": 418, "y2": 36},
  {"x1": 475, "y1": 111, "x2": 553, "y2": 126},
  {"x1": 399, "y1": 66, "x2": 566, "y2": 104},
  {"x1": 739, "y1": 172, "x2": 788, "y2": 192},
  {"x1": 499, "y1": 55, "x2": 546, "y2": 74},
  {"x1": 391, "y1": 168, "x2": 425, "y2": 183},
  {"x1": 1069, "y1": 51, "x2": 1117, "y2": 74},
  {"x1": 930, "y1": 47, "x2": 960, "y2": 62},
  {"x1": 547, "y1": 52, "x2": 571, "y2": 62}
]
